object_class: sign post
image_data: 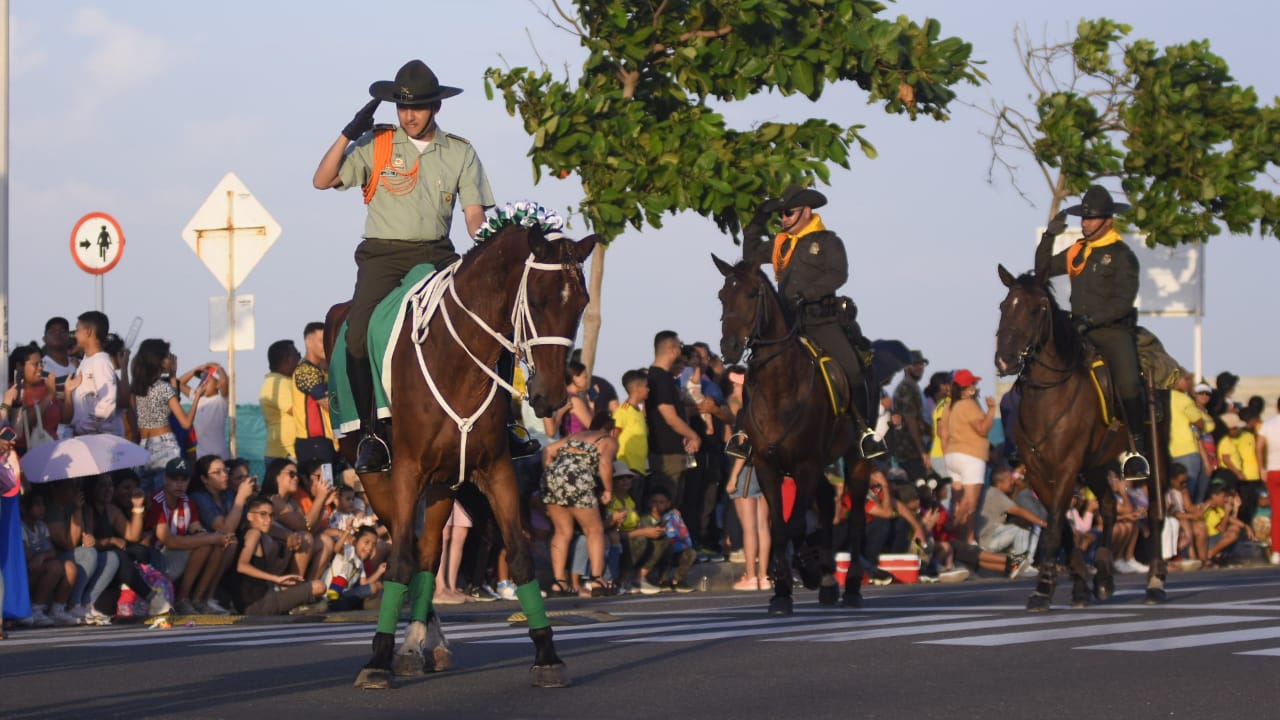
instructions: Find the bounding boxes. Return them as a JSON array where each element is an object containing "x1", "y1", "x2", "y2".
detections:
[
  {"x1": 70, "y1": 212, "x2": 125, "y2": 312},
  {"x1": 182, "y1": 173, "x2": 282, "y2": 457}
]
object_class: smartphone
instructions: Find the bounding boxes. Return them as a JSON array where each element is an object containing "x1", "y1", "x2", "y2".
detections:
[
  {"x1": 0, "y1": 427, "x2": 16, "y2": 443},
  {"x1": 320, "y1": 463, "x2": 334, "y2": 486}
]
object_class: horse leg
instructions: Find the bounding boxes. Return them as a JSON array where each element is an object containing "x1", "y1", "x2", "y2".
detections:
[
  {"x1": 1027, "y1": 473, "x2": 1071, "y2": 613},
  {"x1": 479, "y1": 461, "x2": 569, "y2": 688},
  {"x1": 1089, "y1": 470, "x2": 1118, "y2": 602},
  {"x1": 1144, "y1": 481, "x2": 1169, "y2": 604},
  {"x1": 840, "y1": 459, "x2": 869, "y2": 609},
  {"x1": 813, "y1": 476, "x2": 839, "y2": 607},
  {"x1": 393, "y1": 487, "x2": 454, "y2": 678},
  {"x1": 755, "y1": 463, "x2": 793, "y2": 616},
  {"x1": 353, "y1": 466, "x2": 419, "y2": 690},
  {"x1": 1066, "y1": 523, "x2": 1092, "y2": 609}
]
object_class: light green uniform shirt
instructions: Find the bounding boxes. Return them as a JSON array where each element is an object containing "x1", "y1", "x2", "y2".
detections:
[{"x1": 337, "y1": 125, "x2": 494, "y2": 243}]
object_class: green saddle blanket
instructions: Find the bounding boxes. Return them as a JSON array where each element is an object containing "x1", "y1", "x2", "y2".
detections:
[{"x1": 330, "y1": 263, "x2": 437, "y2": 436}]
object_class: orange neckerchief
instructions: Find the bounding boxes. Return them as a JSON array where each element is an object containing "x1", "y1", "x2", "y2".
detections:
[
  {"x1": 771, "y1": 214, "x2": 826, "y2": 279},
  {"x1": 1065, "y1": 228, "x2": 1122, "y2": 278}
]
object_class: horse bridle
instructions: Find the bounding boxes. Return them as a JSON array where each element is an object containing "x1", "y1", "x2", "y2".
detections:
[
  {"x1": 1008, "y1": 292, "x2": 1074, "y2": 389},
  {"x1": 730, "y1": 274, "x2": 811, "y2": 452}
]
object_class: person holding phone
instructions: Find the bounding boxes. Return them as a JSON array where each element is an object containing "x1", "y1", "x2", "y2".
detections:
[
  {"x1": 130, "y1": 340, "x2": 203, "y2": 491},
  {"x1": 2, "y1": 344, "x2": 60, "y2": 454}
]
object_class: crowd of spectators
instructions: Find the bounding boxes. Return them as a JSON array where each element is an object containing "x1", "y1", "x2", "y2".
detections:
[{"x1": 0, "y1": 311, "x2": 1276, "y2": 637}]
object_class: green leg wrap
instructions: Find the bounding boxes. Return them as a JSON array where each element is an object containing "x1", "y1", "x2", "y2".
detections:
[
  {"x1": 409, "y1": 571, "x2": 435, "y2": 623},
  {"x1": 377, "y1": 581, "x2": 408, "y2": 635},
  {"x1": 516, "y1": 580, "x2": 550, "y2": 630}
]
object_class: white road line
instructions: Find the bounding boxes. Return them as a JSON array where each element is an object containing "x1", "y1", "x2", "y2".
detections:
[
  {"x1": 1080, "y1": 624, "x2": 1280, "y2": 652},
  {"x1": 1235, "y1": 646, "x2": 1280, "y2": 657},
  {"x1": 925, "y1": 615, "x2": 1246, "y2": 647},
  {"x1": 772, "y1": 612, "x2": 1120, "y2": 643},
  {"x1": 616, "y1": 613, "x2": 991, "y2": 644}
]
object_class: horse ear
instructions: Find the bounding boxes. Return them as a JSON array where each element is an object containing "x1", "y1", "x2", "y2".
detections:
[
  {"x1": 998, "y1": 263, "x2": 1016, "y2": 288},
  {"x1": 525, "y1": 222, "x2": 550, "y2": 258},
  {"x1": 570, "y1": 234, "x2": 599, "y2": 264},
  {"x1": 711, "y1": 253, "x2": 735, "y2": 277}
]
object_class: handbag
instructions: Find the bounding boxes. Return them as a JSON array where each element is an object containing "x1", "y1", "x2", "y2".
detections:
[{"x1": 21, "y1": 402, "x2": 55, "y2": 451}]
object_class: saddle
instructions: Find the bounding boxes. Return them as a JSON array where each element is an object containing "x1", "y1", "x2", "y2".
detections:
[
  {"x1": 1081, "y1": 325, "x2": 1179, "y2": 428},
  {"x1": 798, "y1": 336, "x2": 849, "y2": 417}
]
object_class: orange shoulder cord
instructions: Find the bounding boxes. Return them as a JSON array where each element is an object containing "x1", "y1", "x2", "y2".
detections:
[
  {"x1": 771, "y1": 233, "x2": 799, "y2": 280},
  {"x1": 361, "y1": 129, "x2": 419, "y2": 204}
]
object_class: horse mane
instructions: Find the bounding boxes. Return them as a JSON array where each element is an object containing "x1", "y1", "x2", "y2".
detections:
[
  {"x1": 1013, "y1": 271, "x2": 1084, "y2": 366},
  {"x1": 733, "y1": 260, "x2": 796, "y2": 328}
]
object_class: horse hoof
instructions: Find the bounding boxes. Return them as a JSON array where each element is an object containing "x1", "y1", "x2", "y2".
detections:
[
  {"x1": 840, "y1": 592, "x2": 863, "y2": 609},
  {"x1": 818, "y1": 585, "x2": 839, "y2": 607},
  {"x1": 530, "y1": 663, "x2": 571, "y2": 688},
  {"x1": 1144, "y1": 588, "x2": 1167, "y2": 605},
  {"x1": 768, "y1": 596, "x2": 794, "y2": 616},
  {"x1": 431, "y1": 645, "x2": 453, "y2": 672},
  {"x1": 392, "y1": 652, "x2": 425, "y2": 677},
  {"x1": 1026, "y1": 594, "x2": 1052, "y2": 613},
  {"x1": 353, "y1": 667, "x2": 394, "y2": 690},
  {"x1": 1093, "y1": 576, "x2": 1115, "y2": 602}
]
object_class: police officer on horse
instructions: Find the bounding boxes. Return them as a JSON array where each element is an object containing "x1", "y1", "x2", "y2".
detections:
[
  {"x1": 1035, "y1": 185, "x2": 1150, "y2": 480},
  {"x1": 739, "y1": 184, "x2": 885, "y2": 459}
]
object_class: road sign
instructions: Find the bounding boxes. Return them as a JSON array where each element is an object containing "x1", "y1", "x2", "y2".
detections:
[
  {"x1": 70, "y1": 212, "x2": 124, "y2": 275},
  {"x1": 181, "y1": 172, "x2": 282, "y2": 291},
  {"x1": 209, "y1": 295, "x2": 255, "y2": 352}
]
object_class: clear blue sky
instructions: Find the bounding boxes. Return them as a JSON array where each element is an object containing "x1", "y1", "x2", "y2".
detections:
[{"x1": 7, "y1": 1, "x2": 1278, "y2": 404}]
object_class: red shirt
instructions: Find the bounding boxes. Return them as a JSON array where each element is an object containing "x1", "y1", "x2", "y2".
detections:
[{"x1": 146, "y1": 489, "x2": 196, "y2": 548}]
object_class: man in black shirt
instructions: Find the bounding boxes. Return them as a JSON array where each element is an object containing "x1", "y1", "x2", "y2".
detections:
[{"x1": 646, "y1": 331, "x2": 702, "y2": 508}]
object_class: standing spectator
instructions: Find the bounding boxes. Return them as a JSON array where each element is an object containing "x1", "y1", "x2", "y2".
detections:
[
  {"x1": 541, "y1": 413, "x2": 618, "y2": 597},
  {"x1": 235, "y1": 496, "x2": 325, "y2": 615},
  {"x1": 292, "y1": 322, "x2": 337, "y2": 465},
  {"x1": 64, "y1": 311, "x2": 117, "y2": 437},
  {"x1": 941, "y1": 369, "x2": 997, "y2": 543},
  {"x1": 41, "y1": 317, "x2": 78, "y2": 439},
  {"x1": 645, "y1": 331, "x2": 701, "y2": 504},
  {"x1": 187, "y1": 365, "x2": 230, "y2": 460},
  {"x1": 1260, "y1": 397, "x2": 1280, "y2": 564},
  {"x1": 892, "y1": 350, "x2": 931, "y2": 478},
  {"x1": 547, "y1": 361, "x2": 593, "y2": 438},
  {"x1": 612, "y1": 369, "x2": 649, "y2": 479},
  {"x1": 725, "y1": 453, "x2": 770, "y2": 591},
  {"x1": 259, "y1": 340, "x2": 301, "y2": 467},
  {"x1": 571, "y1": 348, "x2": 620, "y2": 416},
  {"x1": 682, "y1": 343, "x2": 731, "y2": 554},
  {"x1": 145, "y1": 457, "x2": 235, "y2": 615},
  {"x1": 4, "y1": 343, "x2": 60, "y2": 454},
  {"x1": 1234, "y1": 409, "x2": 1264, "y2": 527},
  {"x1": 1216, "y1": 414, "x2": 1252, "y2": 513},
  {"x1": 1193, "y1": 382, "x2": 1219, "y2": 500},
  {"x1": 1207, "y1": 371, "x2": 1240, "y2": 442},
  {"x1": 1169, "y1": 371, "x2": 1211, "y2": 505},
  {"x1": 131, "y1": 340, "x2": 202, "y2": 492},
  {"x1": 925, "y1": 372, "x2": 952, "y2": 480}
]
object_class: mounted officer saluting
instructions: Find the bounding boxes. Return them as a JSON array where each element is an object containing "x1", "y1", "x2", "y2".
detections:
[
  {"x1": 1035, "y1": 184, "x2": 1149, "y2": 480},
  {"x1": 740, "y1": 184, "x2": 885, "y2": 459}
]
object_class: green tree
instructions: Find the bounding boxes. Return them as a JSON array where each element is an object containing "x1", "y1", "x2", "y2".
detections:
[
  {"x1": 486, "y1": 0, "x2": 981, "y2": 371},
  {"x1": 986, "y1": 18, "x2": 1280, "y2": 241}
]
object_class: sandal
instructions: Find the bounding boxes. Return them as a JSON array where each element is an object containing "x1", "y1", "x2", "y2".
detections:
[
  {"x1": 549, "y1": 579, "x2": 575, "y2": 597},
  {"x1": 585, "y1": 577, "x2": 616, "y2": 598}
]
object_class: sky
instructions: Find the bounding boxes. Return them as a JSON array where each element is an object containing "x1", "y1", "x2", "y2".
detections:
[{"x1": 6, "y1": 0, "x2": 1279, "y2": 407}]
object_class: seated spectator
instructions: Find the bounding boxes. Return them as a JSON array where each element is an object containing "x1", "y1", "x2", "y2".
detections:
[
  {"x1": 541, "y1": 411, "x2": 618, "y2": 597},
  {"x1": 1109, "y1": 471, "x2": 1148, "y2": 574},
  {"x1": 261, "y1": 459, "x2": 320, "y2": 579},
  {"x1": 235, "y1": 496, "x2": 325, "y2": 615},
  {"x1": 323, "y1": 526, "x2": 386, "y2": 611},
  {"x1": 863, "y1": 468, "x2": 928, "y2": 585},
  {"x1": 84, "y1": 473, "x2": 170, "y2": 617},
  {"x1": 45, "y1": 479, "x2": 112, "y2": 625},
  {"x1": 21, "y1": 492, "x2": 77, "y2": 626},
  {"x1": 131, "y1": 340, "x2": 203, "y2": 491},
  {"x1": 951, "y1": 541, "x2": 1030, "y2": 578},
  {"x1": 603, "y1": 463, "x2": 640, "y2": 588},
  {"x1": 146, "y1": 457, "x2": 235, "y2": 615},
  {"x1": 1067, "y1": 490, "x2": 1101, "y2": 567},
  {"x1": 631, "y1": 487, "x2": 696, "y2": 594},
  {"x1": 1165, "y1": 462, "x2": 1207, "y2": 568},
  {"x1": 975, "y1": 467, "x2": 1046, "y2": 561},
  {"x1": 1204, "y1": 478, "x2": 1252, "y2": 564},
  {"x1": 190, "y1": 455, "x2": 253, "y2": 539},
  {"x1": 296, "y1": 460, "x2": 339, "y2": 579}
]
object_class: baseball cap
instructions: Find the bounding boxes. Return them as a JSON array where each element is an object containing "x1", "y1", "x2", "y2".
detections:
[
  {"x1": 1193, "y1": 382, "x2": 1213, "y2": 395},
  {"x1": 164, "y1": 456, "x2": 191, "y2": 479},
  {"x1": 952, "y1": 369, "x2": 981, "y2": 388}
]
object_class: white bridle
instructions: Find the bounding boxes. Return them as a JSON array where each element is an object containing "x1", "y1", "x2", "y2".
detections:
[{"x1": 409, "y1": 253, "x2": 581, "y2": 487}]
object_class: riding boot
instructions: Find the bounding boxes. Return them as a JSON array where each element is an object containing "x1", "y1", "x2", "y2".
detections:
[
  {"x1": 1118, "y1": 397, "x2": 1150, "y2": 481},
  {"x1": 347, "y1": 350, "x2": 390, "y2": 473}
]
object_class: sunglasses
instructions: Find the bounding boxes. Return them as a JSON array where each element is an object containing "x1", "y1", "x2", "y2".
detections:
[
  {"x1": 284, "y1": 470, "x2": 298, "y2": 478},
  {"x1": 781, "y1": 207, "x2": 802, "y2": 218}
]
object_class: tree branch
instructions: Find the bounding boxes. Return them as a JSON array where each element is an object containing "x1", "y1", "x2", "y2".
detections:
[
  {"x1": 651, "y1": 26, "x2": 734, "y2": 53},
  {"x1": 541, "y1": 0, "x2": 585, "y2": 37}
]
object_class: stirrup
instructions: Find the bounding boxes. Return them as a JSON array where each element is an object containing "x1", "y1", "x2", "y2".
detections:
[
  {"x1": 859, "y1": 429, "x2": 887, "y2": 460},
  {"x1": 725, "y1": 431, "x2": 750, "y2": 460},
  {"x1": 1119, "y1": 451, "x2": 1150, "y2": 481},
  {"x1": 355, "y1": 430, "x2": 391, "y2": 474}
]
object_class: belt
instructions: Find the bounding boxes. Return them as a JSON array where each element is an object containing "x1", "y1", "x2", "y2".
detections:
[{"x1": 363, "y1": 237, "x2": 447, "y2": 246}]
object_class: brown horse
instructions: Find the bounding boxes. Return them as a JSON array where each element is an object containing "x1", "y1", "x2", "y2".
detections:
[
  {"x1": 713, "y1": 255, "x2": 872, "y2": 615},
  {"x1": 327, "y1": 223, "x2": 596, "y2": 689},
  {"x1": 995, "y1": 265, "x2": 1168, "y2": 611}
]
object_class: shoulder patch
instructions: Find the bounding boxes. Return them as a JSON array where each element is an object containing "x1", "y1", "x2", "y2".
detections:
[
  {"x1": 372, "y1": 123, "x2": 395, "y2": 132},
  {"x1": 446, "y1": 133, "x2": 471, "y2": 145},
  {"x1": 808, "y1": 240, "x2": 821, "y2": 255}
]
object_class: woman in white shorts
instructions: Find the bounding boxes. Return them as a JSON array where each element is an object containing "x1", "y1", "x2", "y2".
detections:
[{"x1": 942, "y1": 369, "x2": 998, "y2": 543}]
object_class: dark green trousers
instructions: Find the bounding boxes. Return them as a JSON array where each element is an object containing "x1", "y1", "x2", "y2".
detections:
[
  {"x1": 806, "y1": 321, "x2": 865, "y2": 390},
  {"x1": 345, "y1": 238, "x2": 457, "y2": 358},
  {"x1": 1086, "y1": 326, "x2": 1142, "y2": 403}
]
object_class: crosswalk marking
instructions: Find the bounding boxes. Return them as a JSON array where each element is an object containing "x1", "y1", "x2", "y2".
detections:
[
  {"x1": 769, "y1": 612, "x2": 1118, "y2": 643},
  {"x1": 616, "y1": 613, "x2": 990, "y2": 644},
  {"x1": 922, "y1": 615, "x2": 1246, "y2": 647},
  {"x1": 1078, "y1": 625, "x2": 1280, "y2": 652},
  {"x1": 1235, "y1": 647, "x2": 1280, "y2": 657}
]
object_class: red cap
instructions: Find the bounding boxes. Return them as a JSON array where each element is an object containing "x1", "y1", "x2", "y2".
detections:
[{"x1": 952, "y1": 369, "x2": 981, "y2": 387}]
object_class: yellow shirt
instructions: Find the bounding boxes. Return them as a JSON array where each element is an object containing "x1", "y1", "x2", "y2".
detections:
[
  {"x1": 1218, "y1": 435, "x2": 1246, "y2": 480},
  {"x1": 1167, "y1": 391, "x2": 1205, "y2": 458},
  {"x1": 1237, "y1": 431, "x2": 1260, "y2": 481},
  {"x1": 1204, "y1": 505, "x2": 1226, "y2": 536},
  {"x1": 613, "y1": 402, "x2": 648, "y2": 473},
  {"x1": 930, "y1": 398, "x2": 949, "y2": 458},
  {"x1": 259, "y1": 372, "x2": 296, "y2": 459}
]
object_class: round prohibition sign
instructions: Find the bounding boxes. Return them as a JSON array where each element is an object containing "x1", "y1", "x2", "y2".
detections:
[{"x1": 70, "y1": 212, "x2": 125, "y2": 275}]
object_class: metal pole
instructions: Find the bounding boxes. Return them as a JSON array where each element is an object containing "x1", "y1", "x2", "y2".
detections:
[
  {"x1": 1195, "y1": 239, "x2": 1205, "y2": 382},
  {"x1": 95, "y1": 275, "x2": 104, "y2": 313},
  {"x1": 225, "y1": 190, "x2": 238, "y2": 458},
  {"x1": 0, "y1": 0, "x2": 10, "y2": 389}
]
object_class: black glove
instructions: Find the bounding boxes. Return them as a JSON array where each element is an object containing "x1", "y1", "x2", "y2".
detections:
[
  {"x1": 1045, "y1": 209, "x2": 1069, "y2": 237},
  {"x1": 757, "y1": 198, "x2": 781, "y2": 219},
  {"x1": 342, "y1": 99, "x2": 381, "y2": 141}
]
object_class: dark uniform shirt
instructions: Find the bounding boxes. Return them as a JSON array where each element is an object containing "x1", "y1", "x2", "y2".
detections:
[
  {"x1": 743, "y1": 222, "x2": 849, "y2": 312},
  {"x1": 1035, "y1": 232, "x2": 1140, "y2": 327}
]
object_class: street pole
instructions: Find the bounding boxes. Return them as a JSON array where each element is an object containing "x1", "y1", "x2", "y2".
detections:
[
  {"x1": 225, "y1": 190, "x2": 238, "y2": 458},
  {"x1": 95, "y1": 275, "x2": 104, "y2": 313},
  {"x1": 1, "y1": 0, "x2": 10, "y2": 388}
]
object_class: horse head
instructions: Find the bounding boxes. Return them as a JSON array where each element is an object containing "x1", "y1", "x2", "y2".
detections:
[
  {"x1": 712, "y1": 254, "x2": 781, "y2": 363},
  {"x1": 995, "y1": 263, "x2": 1054, "y2": 376},
  {"x1": 519, "y1": 226, "x2": 597, "y2": 417}
]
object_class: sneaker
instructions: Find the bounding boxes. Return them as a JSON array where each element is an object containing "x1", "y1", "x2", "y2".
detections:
[
  {"x1": 733, "y1": 575, "x2": 760, "y2": 591},
  {"x1": 49, "y1": 605, "x2": 78, "y2": 627},
  {"x1": 669, "y1": 581, "x2": 695, "y2": 594},
  {"x1": 84, "y1": 608, "x2": 113, "y2": 626},
  {"x1": 30, "y1": 606, "x2": 54, "y2": 628},
  {"x1": 938, "y1": 567, "x2": 970, "y2": 583},
  {"x1": 149, "y1": 592, "x2": 174, "y2": 617},
  {"x1": 1129, "y1": 559, "x2": 1149, "y2": 574},
  {"x1": 1006, "y1": 553, "x2": 1030, "y2": 579},
  {"x1": 175, "y1": 598, "x2": 199, "y2": 615},
  {"x1": 1270, "y1": 552, "x2": 1280, "y2": 566},
  {"x1": 1019, "y1": 563, "x2": 1039, "y2": 578},
  {"x1": 727, "y1": 549, "x2": 746, "y2": 563},
  {"x1": 1177, "y1": 559, "x2": 1203, "y2": 572},
  {"x1": 69, "y1": 604, "x2": 89, "y2": 624},
  {"x1": 759, "y1": 577, "x2": 773, "y2": 591},
  {"x1": 868, "y1": 569, "x2": 894, "y2": 586},
  {"x1": 638, "y1": 579, "x2": 663, "y2": 595},
  {"x1": 466, "y1": 586, "x2": 497, "y2": 603},
  {"x1": 496, "y1": 580, "x2": 517, "y2": 601},
  {"x1": 202, "y1": 598, "x2": 232, "y2": 615}
]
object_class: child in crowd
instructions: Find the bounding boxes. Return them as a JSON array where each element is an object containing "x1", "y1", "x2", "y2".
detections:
[
  {"x1": 1204, "y1": 479, "x2": 1252, "y2": 565},
  {"x1": 236, "y1": 496, "x2": 325, "y2": 615},
  {"x1": 603, "y1": 462, "x2": 640, "y2": 590},
  {"x1": 631, "y1": 487, "x2": 696, "y2": 594},
  {"x1": 21, "y1": 492, "x2": 78, "y2": 626},
  {"x1": 1166, "y1": 463, "x2": 1207, "y2": 568},
  {"x1": 612, "y1": 369, "x2": 649, "y2": 497},
  {"x1": 323, "y1": 526, "x2": 386, "y2": 611}
]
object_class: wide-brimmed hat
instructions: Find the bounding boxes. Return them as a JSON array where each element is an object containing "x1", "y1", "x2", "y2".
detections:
[
  {"x1": 1063, "y1": 184, "x2": 1130, "y2": 218},
  {"x1": 612, "y1": 461, "x2": 638, "y2": 480},
  {"x1": 776, "y1": 183, "x2": 827, "y2": 211},
  {"x1": 369, "y1": 60, "x2": 462, "y2": 106}
]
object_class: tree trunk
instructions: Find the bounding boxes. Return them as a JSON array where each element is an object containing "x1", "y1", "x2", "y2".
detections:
[{"x1": 578, "y1": 242, "x2": 607, "y2": 377}]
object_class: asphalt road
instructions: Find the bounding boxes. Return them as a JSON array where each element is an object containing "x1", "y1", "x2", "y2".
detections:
[{"x1": 4, "y1": 567, "x2": 1280, "y2": 720}]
